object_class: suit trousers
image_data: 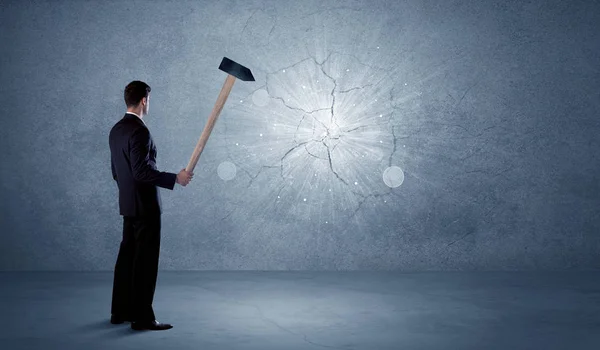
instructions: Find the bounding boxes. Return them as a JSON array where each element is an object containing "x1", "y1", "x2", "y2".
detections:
[{"x1": 111, "y1": 214, "x2": 161, "y2": 322}]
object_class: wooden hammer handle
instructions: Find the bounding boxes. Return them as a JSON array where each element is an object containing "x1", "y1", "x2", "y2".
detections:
[{"x1": 186, "y1": 74, "x2": 237, "y2": 173}]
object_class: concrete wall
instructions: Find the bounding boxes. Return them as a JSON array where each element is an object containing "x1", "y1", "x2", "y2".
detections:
[{"x1": 1, "y1": 0, "x2": 598, "y2": 270}]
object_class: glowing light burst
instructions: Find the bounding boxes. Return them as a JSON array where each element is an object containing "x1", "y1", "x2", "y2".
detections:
[{"x1": 224, "y1": 51, "x2": 405, "y2": 231}]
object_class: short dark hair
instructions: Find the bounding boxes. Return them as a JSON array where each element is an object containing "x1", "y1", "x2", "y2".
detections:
[{"x1": 124, "y1": 81, "x2": 151, "y2": 107}]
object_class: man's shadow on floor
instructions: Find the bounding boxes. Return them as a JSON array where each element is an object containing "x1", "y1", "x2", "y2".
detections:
[{"x1": 73, "y1": 320, "x2": 144, "y2": 337}]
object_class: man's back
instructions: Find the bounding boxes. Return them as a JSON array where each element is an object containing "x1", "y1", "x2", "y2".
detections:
[{"x1": 109, "y1": 113, "x2": 177, "y2": 217}]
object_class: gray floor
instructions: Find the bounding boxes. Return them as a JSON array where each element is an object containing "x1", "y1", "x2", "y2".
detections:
[{"x1": 1, "y1": 271, "x2": 599, "y2": 350}]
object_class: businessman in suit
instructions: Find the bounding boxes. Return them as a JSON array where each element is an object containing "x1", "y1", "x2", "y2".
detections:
[{"x1": 109, "y1": 80, "x2": 194, "y2": 331}]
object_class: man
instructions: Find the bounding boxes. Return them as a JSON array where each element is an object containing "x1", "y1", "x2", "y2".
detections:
[{"x1": 109, "y1": 80, "x2": 193, "y2": 331}]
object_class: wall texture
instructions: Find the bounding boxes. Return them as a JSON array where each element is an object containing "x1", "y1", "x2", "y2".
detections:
[{"x1": 1, "y1": 0, "x2": 598, "y2": 271}]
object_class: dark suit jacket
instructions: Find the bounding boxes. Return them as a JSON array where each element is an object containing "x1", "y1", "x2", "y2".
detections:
[{"x1": 109, "y1": 113, "x2": 177, "y2": 217}]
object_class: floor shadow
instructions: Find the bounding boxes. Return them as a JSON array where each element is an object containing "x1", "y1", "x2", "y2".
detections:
[
  {"x1": 71, "y1": 319, "x2": 144, "y2": 338},
  {"x1": 73, "y1": 319, "x2": 120, "y2": 331},
  {"x1": 112, "y1": 327, "x2": 150, "y2": 337}
]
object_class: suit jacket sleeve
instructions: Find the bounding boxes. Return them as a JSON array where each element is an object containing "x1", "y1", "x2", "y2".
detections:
[
  {"x1": 129, "y1": 127, "x2": 177, "y2": 190},
  {"x1": 111, "y1": 160, "x2": 117, "y2": 182}
]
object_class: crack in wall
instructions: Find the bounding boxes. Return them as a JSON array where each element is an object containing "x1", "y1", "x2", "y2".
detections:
[
  {"x1": 445, "y1": 201, "x2": 502, "y2": 247},
  {"x1": 388, "y1": 125, "x2": 398, "y2": 167},
  {"x1": 241, "y1": 8, "x2": 261, "y2": 35},
  {"x1": 270, "y1": 52, "x2": 403, "y2": 225},
  {"x1": 246, "y1": 165, "x2": 281, "y2": 187},
  {"x1": 228, "y1": 47, "x2": 407, "y2": 228},
  {"x1": 240, "y1": 8, "x2": 278, "y2": 46}
]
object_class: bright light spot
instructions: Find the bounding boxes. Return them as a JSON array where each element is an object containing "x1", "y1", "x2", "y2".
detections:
[
  {"x1": 240, "y1": 100, "x2": 243, "y2": 103},
  {"x1": 377, "y1": 46, "x2": 380, "y2": 49},
  {"x1": 329, "y1": 126, "x2": 340, "y2": 138},
  {"x1": 252, "y1": 89, "x2": 270, "y2": 107},
  {"x1": 383, "y1": 166, "x2": 404, "y2": 188},
  {"x1": 278, "y1": 196, "x2": 280, "y2": 199},
  {"x1": 346, "y1": 69, "x2": 350, "y2": 72},
  {"x1": 354, "y1": 182, "x2": 358, "y2": 185},
  {"x1": 217, "y1": 161, "x2": 237, "y2": 181},
  {"x1": 379, "y1": 114, "x2": 383, "y2": 117},
  {"x1": 283, "y1": 69, "x2": 286, "y2": 72},
  {"x1": 380, "y1": 140, "x2": 383, "y2": 143},
  {"x1": 303, "y1": 198, "x2": 307, "y2": 202},
  {"x1": 260, "y1": 133, "x2": 263, "y2": 137},
  {"x1": 235, "y1": 143, "x2": 239, "y2": 146},
  {"x1": 404, "y1": 83, "x2": 407, "y2": 86}
]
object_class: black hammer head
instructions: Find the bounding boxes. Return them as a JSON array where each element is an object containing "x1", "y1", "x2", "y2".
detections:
[{"x1": 219, "y1": 57, "x2": 255, "y2": 81}]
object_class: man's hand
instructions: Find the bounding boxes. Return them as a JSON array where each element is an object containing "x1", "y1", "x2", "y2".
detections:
[{"x1": 176, "y1": 168, "x2": 194, "y2": 186}]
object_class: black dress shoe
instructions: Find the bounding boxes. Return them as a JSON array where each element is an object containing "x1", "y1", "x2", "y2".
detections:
[
  {"x1": 110, "y1": 315, "x2": 132, "y2": 324},
  {"x1": 131, "y1": 320, "x2": 173, "y2": 331}
]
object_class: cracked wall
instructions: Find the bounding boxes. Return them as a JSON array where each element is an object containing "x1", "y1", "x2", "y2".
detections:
[{"x1": 0, "y1": 0, "x2": 599, "y2": 270}]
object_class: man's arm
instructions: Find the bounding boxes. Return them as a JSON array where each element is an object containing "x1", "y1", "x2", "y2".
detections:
[{"x1": 129, "y1": 127, "x2": 177, "y2": 190}]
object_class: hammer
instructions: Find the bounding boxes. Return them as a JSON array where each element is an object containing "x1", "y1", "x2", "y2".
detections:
[{"x1": 185, "y1": 57, "x2": 255, "y2": 173}]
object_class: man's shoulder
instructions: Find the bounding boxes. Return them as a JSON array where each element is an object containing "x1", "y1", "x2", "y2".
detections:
[
  {"x1": 111, "y1": 116, "x2": 146, "y2": 131},
  {"x1": 110, "y1": 119, "x2": 148, "y2": 146}
]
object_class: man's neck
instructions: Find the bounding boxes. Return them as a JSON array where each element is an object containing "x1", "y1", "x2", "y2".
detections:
[{"x1": 126, "y1": 110, "x2": 143, "y2": 118}]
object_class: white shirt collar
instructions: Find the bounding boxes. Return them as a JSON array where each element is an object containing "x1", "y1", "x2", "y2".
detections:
[{"x1": 126, "y1": 112, "x2": 145, "y2": 125}]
